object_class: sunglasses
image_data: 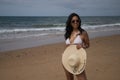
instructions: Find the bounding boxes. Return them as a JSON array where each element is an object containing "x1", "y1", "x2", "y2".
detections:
[{"x1": 71, "y1": 20, "x2": 79, "y2": 23}]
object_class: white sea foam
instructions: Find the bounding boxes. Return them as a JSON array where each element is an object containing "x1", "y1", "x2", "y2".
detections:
[
  {"x1": 0, "y1": 23, "x2": 120, "y2": 39},
  {"x1": 0, "y1": 27, "x2": 65, "y2": 34},
  {"x1": 0, "y1": 23, "x2": 120, "y2": 34},
  {"x1": 82, "y1": 23, "x2": 120, "y2": 29}
]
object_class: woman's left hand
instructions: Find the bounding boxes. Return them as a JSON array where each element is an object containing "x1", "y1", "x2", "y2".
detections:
[{"x1": 76, "y1": 44, "x2": 82, "y2": 49}]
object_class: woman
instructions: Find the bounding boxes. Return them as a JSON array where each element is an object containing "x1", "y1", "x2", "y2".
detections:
[{"x1": 63, "y1": 13, "x2": 90, "y2": 80}]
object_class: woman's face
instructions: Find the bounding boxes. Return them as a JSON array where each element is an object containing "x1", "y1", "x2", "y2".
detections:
[{"x1": 71, "y1": 16, "x2": 79, "y2": 29}]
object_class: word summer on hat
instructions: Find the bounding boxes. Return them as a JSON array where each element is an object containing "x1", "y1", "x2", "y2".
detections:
[{"x1": 62, "y1": 45, "x2": 87, "y2": 75}]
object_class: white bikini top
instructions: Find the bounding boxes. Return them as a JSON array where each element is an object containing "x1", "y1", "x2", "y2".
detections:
[{"x1": 65, "y1": 35, "x2": 82, "y2": 45}]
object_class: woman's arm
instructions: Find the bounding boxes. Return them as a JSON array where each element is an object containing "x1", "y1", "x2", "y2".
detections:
[{"x1": 82, "y1": 31, "x2": 90, "y2": 49}]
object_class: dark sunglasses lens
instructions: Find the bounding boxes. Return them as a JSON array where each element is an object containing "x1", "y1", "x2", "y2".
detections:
[
  {"x1": 76, "y1": 20, "x2": 79, "y2": 22},
  {"x1": 72, "y1": 20, "x2": 75, "y2": 23},
  {"x1": 72, "y1": 20, "x2": 79, "y2": 23}
]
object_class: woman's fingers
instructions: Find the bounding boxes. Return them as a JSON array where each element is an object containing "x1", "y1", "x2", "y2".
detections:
[
  {"x1": 76, "y1": 44, "x2": 82, "y2": 49},
  {"x1": 66, "y1": 44, "x2": 70, "y2": 47}
]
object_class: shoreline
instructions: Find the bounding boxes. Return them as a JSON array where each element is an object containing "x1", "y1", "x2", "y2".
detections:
[
  {"x1": 0, "y1": 35, "x2": 120, "y2": 80},
  {"x1": 0, "y1": 30, "x2": 120, "y2": 52}
]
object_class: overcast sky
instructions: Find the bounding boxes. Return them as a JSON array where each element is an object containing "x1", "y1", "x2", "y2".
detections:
[{"x1": 0, "y1": 0, "x2": 120, "y2": 16}]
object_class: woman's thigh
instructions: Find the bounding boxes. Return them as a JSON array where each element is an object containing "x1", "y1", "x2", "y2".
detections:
[
  {"x1": 76, "y1": 70, "x2": 87, "y2": 80},
  {"x1": 63, "y1": 66, "x2": 74, "y2": 80}
]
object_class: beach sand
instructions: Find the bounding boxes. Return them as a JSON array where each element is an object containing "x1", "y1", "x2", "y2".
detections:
[{"x1": 0, "y1": 35, "x2": 120, "y2": 80}]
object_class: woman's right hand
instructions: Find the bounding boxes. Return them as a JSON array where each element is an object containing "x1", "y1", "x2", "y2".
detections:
[
  {"x1": 66, "y1": 44, "x2": 70, "y2": 47},
  {"x1": 76, "y1": 44, "x2": 82, "y2": 49}
]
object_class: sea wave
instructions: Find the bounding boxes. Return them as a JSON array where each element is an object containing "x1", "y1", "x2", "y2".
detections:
[
  {"x1": 82, "y1": 23, "x2": 120, "y2": 29},
  {"x1": 0, "y1": 23, "x2": 120, "y2": 34},
  {"x1": 32, "y1": 23, "x2": 65, "y2": 28},
  {"x1": 0, "y1": 27, "x2": 65, "y2": 34}
]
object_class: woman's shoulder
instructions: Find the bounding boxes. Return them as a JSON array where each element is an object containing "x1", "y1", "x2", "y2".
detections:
[
  {"x1": 82, "y1": 29, "x2": 88, "y2": 35},
  {"x1": 81, "y1": 29, "x2": 89, "y2": 40}
]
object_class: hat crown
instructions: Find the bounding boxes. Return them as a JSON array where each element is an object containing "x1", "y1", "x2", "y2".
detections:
[{"x1": 68, "y1": 54, "x2": 80, "y2": 67}]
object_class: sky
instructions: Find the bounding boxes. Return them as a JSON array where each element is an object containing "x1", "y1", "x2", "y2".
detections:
[{"x1": 0, "y1": 0, "x2": 120, "y2": 16}]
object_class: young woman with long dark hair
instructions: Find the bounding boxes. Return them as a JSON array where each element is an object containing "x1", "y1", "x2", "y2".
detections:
[{"x1": 63, "y1": 13, "x2": 90, "y2": 80}]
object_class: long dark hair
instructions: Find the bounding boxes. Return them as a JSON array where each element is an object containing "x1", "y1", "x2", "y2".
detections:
[{"x1": 64, "y1": 13, "x2": 84, "y2": 40}]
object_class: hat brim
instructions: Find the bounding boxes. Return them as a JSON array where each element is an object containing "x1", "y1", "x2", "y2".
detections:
[{"x1": 62, "y1": 45, "x2": 87, "y2": 75}]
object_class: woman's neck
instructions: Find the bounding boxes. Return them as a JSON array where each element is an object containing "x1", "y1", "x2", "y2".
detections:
[
  {"x1": 73, "y1": 29, "x2": 79, "y2": 33},
  {"x1": 71, "y1": 29, "x2": 80, "y2": 37}
]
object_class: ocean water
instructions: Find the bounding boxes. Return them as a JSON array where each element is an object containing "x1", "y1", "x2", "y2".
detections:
[{"x1": 0, "y1": 16, "x2": 120, "y2": 39}]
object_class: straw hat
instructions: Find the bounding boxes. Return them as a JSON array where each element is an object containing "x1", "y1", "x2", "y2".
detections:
[{"x1": 62, "y1": 45, "x2": 87, "y2": 75}]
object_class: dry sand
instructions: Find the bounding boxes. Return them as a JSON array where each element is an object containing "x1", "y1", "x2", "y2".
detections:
[{"x1": 0, "y1": 35, "x2": 120, "y2": 80}]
